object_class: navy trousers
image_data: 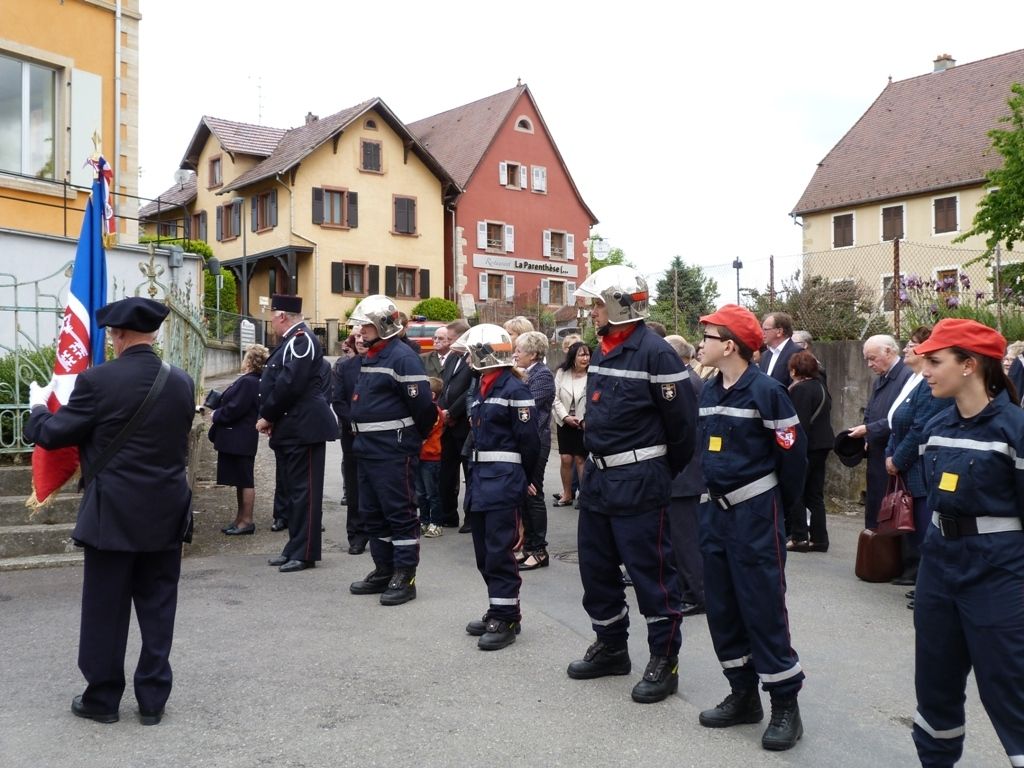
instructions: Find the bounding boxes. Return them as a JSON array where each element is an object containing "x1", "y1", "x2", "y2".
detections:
[
  {"x1": 278, "y1": 442, "x2": 326, "y2": 563},
  {"x1": 272, "y1": 448, "x2": 289, "y2": 524},
  {"x1": 699, "y1": 490, "x2": 804, "y2": 698},
  {"x1": 577, "y1": 506, "x2": 682, "y2": 657},
  {"x1": 341, "y1": 441, "x2": 366, "y2": 546},
  {"x1": 913, "y1": 527, "x2": 1024, "y2": 767},
  {"x1": 522, "y1": 447, "x2": 549, "y2": 552},
  {"x1": 668, "y1": 496, "x2": 705, "y2": 606},
  {"x1": 79, "y1": 546, "x2": 182, "y2": 714},
  {"x1": 360, "y1": 455, "x2": 421, "y2": 571},
  {"x1": 469, "y1": 505, "x2": 522, "y2": 623}
]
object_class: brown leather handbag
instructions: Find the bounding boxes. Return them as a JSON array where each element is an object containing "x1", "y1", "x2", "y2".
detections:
[
  {"x1": 855, "y1": 528, "x2": 903, "y2": 583},
  {"x1": 877, "y1": 475, "x2": 915, "y2": 537}
]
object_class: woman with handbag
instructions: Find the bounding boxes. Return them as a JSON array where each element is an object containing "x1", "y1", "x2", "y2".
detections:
[
  {"x1": 909, "y1": 318, "x2": 1024, "y2": 768},
  {"x1": 884, "y1": 327, "x2": 951, "y2": 606},
  {"x1": 211, "y1": 344, "x2": 269, "y2": 535},
  {"x1": 786, "y1": 351, "x2": 834, "y2": 552}
]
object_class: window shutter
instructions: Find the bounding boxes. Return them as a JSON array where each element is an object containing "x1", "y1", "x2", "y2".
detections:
[
  {"x1": 270, "y1": 189, "x2": 278, "y2": 228},
  {"x1": 543, "y1": 230, "x2": 552, "y2": 257},
  {"x1": 250, "y1": 196, "x2": 258, "y2": 231},
  {"x1": 385, "y1": 266, "x2": 397, "y2": 296},
  {"x1": 540, "y1": 279, "x2": 550, "y2": 305},
  {"x1": 477, "y1": 221, "x2": 487, "y2": 249},
  {"x1": 199, "y1": 210, "x2": 208, "y2": 242},
  {"x1": 505, "y1": 224, "x2": 515, "y2": 253},
  {"x1": 419, "y1": 268, "x2": 430, "y2": 299},
  {"x1": 312, "y1": 187, "x2": 324, "y2": 225},
  {"x1": 566, "y1": 281, "x2": 576, "y2": 304},
  {"x1": 215, "y1": 206, "x2": 223, "y2": 241},
  {"x1": 348, "y1": 191, "x2": 359, "y2": 228},
  {"x1": 233, "y1": 201, "x2": 242, "y2": 237},
  {"x1": 368, "y1": 265, "x2": 380, "y2": 294},
  {"x1": 331, "y1": 262, "x2": 344, "y2": 293},
  {"x1": 519, "y1": 164, "x2": 528, "y2": 189},
  {"x1": 479, "y1": 272, "x2": 488, "y2": 300},
  {"x1": 408, "y1": 198, "x2": 416, "y2": 233},
  {"x1": 532, "y1": 166, "x2": 542, "y2": 191},
  {"x1": 183, "y1": 215, "x2": 191, "y2": 239},
  {"x1": 499, "y1": 162, "x2": 508, "y2": 186},
  {"x1": 504, "y1": 275, "x2": 515, "y2": 300},
  {"x1": 566, "y1": 233, "x2": 575, "y2": 261}
]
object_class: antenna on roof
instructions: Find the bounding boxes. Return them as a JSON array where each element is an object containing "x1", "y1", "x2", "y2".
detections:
[{"x1": 516, "y1": 77, "x2": 522, "y2": 87}]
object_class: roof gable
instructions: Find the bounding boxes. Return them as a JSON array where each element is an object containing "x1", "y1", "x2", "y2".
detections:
[
  {"x1": 139, "y1": 173, "x2": 197, "y2": 219},
  {"x1": 181, "y1": 116, "x2": 287, "y2": 171},
  {"x1": 792, "y1": 48, "x2": 1024, "y2": 216}
]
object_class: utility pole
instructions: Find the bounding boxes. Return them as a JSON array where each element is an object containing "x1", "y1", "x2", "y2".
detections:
[{"x1": 673, "y1": 263, "x2": 679, "y2": 333}]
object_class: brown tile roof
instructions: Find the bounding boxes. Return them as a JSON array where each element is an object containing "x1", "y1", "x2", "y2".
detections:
[
  {"x1": 407, "y1": 86, "x2": 526, "y2": 188},
  {"x1": 139, "y1": 173, "x2": 196, "y2": 219},
  {"x1": 792, "y1": 48, "x2": 1024, "y2": 216},
  {"x1": 181, "y1": 117, "x2": 287, "y2": 170},
  {"x1": 221, "y1": 98, "x2": 457, "y2": 195}
]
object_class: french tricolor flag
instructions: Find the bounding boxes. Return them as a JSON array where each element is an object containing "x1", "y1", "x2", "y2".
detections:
[{"x1": 28, "y1": 157, "x2": 109, "y2": 508}]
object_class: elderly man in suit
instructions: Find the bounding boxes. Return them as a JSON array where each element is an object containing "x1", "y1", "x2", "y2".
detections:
[
  {"x1": 25, "y1": 297, "x2": 196, "y2": 726},
  {"x1": 845, "y1": 334, "x2": 912, "y2": 529},
  {"x1": 758, "y1": 312, "x2": 797, "y2": 387},
  {"x1": 421, "y1": 327, "x2": 450, "y2": 379}
]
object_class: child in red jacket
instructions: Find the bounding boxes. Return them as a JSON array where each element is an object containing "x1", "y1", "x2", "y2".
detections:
[{"x1": 418, "y1": 377, "x2": 445, "y2": 537}]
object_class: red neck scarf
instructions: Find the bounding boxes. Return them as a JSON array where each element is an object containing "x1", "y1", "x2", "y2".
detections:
[
  {"x1": 479, "y1": 369, "x2": 502, "y2": 398},
  {"x1": 600, "y1": 322, "x2": 639, "y2": 355}
]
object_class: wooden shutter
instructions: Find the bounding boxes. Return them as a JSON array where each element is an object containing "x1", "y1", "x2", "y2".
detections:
[
  {"x1": 385, "y1": 266, "x2": 397, "y2": 296},
  {"x1": 199, "y1": 210, "x2": 208, "y2": 242},
  {"x1": 505, "y1": 224, "x2": 515, "y2": 253},
  {"x1": 419, "y1": 268, "x2": 430, "y2": 299},
  {"x1": 935, "y1": 197, "x2": 956, "y2": 233},
  {"x1": 270, "y1": 189, "x2": 278, "y2": 228},
  {"x1": 519, "y1": 164, "x2": 528, "y2": 189},
  {"x1": 331, "y1": 262, "x2": 344, "y2": 293},
  {"x1": 407, "y1": 198, "x2": 416, "y2": 234},
  {"x1": 250, "y1": 196, "x2": 258, "y2": 231},
  {"x1": 479, "y1": 272, "x2": 488, "y2": 300},
  {"x1": 215, "y1": 206, "x2": 223, "y2": 241},
  {"x1": 540, "y1": 279, "x2": 550, "y2": 304},
  {"x1": 504, "y1": 275, "x2": 515, "y2": 300},
  {"x1": 312, "y1": 187, "x2": 324, "y2": 224},
  {"x1": 566, "y1": 233, "x2": 575, "y2": 261},
  {"x1": 183, "y1": 215, "x2": 191, "y2": 239},
  {"x1": 348, "y1": 191, "x2": 359, "y2": 228},
  {"x1": 532, "y1": 166, "x2": 547, "y2": 192},
  {"x1": 368, "y1": 265, "x2": 379, "y2": 294},
  {"x1": 566, "y1": 281, "x2": 576, "y2": 304},
  {"x1": 477, "y1": 221, "x2": 487, "y2": 249},
  {"x1": 498, "y1": 162, "x2": 508, "y2": 186},
  {"x1": 543, "y1": 230, "x2": 551, "y2": 257}
]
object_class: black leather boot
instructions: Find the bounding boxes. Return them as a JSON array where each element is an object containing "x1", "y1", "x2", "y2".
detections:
[
  {"x1": 380, "y1": 568, "x2": 417, "y2": 605},
  {"x1": 699, "y1": 687, "x2": 764, "y2": 727},
  {"x1": 631, "y1": 655, "x2": 679, "y2": 703},
  {"x1": 761, "y1": 696, "x2": 803, "y2": 751},
  {"x1": 477, "y1": 618, "x2": 519, "y2": 650},
  {"x1": 566, "y1": 640, "x2": 631, "y2": 679},
  {"x1": 349, "y1": 566, "x2": 394, "y2": 595}
]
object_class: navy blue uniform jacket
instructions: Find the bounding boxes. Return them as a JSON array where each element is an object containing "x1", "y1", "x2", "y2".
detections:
[
  {"x1": 331, "y1": 354, "x2": 361, "y2": 451},
  {"x1": 351, "y1": 337, "x2": 435, "y2": 458},
  {"x1": 671, "y1": 364, "x2": 705, "y2": 498},
  {"x1": 584, "y1": 322, "x2": 698, "y2": 512},
  {"x1": 25, "y1": 345, "x2": 195, "y2": 551},
  {"x1": 210, "y1": 371, "x2": 260, "y2": 456},
  {"x1": 466, "y1": 368, "x2": 541, "y2": 512},
  {"x1": 258, "y1": 322, "x2": 337, "y2": 449}
]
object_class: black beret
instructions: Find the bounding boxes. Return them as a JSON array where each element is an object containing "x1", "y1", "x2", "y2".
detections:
[
  {"x1": 271, "y1": 294, "x2": 302, "y2": 313},
  {"x1": 833, "y1": 429, "x2": 867, "y2": 468},
  {"x1": 96, "y1": 297, "x2": 169, "y2": 332}
]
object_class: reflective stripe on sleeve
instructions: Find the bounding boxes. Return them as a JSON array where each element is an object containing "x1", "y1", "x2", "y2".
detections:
[
  {"x1": 472, "y1": 451, "x2": 522, "y2": 463},
  {"x1": 758, "y1": 662, "x2": 803, "y2": 683},
  {"x1": 360, "y1": 365, "x2": 429, "y2": 384},
  {"x1": 589, "y1": 606, "x2": 628, "y2": 627},
  {"x1": 590, "y1": 366, "x2": 689, "y2": 383},
  {"x1": 913, "y1": 711, "x2": 965, "y2": 740},
  {"x1": 353, "y1": 416, "x2": 416, "y2": 433},
  {"x1": 763, "y1": 414, "x2": 801, "y2": 430},
  {"x1": 920, "y1": 435, "x2": 1023, "y2": 468},
  {"x1": 699, "y1": 406, "x2": 761, "y2": 419},
  {"x1": 483, "y1": 397, "x2": 536, "y2": 407}
]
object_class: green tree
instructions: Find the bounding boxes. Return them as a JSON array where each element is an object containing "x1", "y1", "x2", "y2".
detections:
[
  {"x1": 649, "y1": 256, "x2": 718, "y2": 335},
  {"x1": 410, "y1": 297, "x2": 459, "y2": 321},
  {"x1": 956, "y1": 83, "x2": 1024, "y2": 255},
  {"x1": 588, "y1": 233, "x2": 633, "y2": 272}
]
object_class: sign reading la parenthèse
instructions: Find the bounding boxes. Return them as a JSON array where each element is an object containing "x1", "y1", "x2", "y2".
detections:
[{"x1": 472, "y1": 253, "x2": 578, "y2": 277}]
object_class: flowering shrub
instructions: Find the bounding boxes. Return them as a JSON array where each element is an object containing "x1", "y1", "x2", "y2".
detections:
[{"x1": 899, "y1": 272, "x2": 1024, "y2": 341}]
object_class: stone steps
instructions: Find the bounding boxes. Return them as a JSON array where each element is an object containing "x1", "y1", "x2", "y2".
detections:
[
  {"x1": 0, "y1": 464, "x2": 82, "y2": 570},
  {"x1": 0, "y1": 522, "x2": 78, "y2": 559}
]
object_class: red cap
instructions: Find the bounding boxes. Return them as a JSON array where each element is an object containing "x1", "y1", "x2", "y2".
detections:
[
  {"x1": 699, "y1": 304, "x2": 763, "y2": 353},
  {"x1": 912, "y1": 318, "x2": 1006, "y2": 360}
]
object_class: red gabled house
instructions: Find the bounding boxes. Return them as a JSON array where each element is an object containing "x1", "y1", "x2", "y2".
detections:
[{"x1": 409, "y1": 84, "x2": 598, "y2": 320}]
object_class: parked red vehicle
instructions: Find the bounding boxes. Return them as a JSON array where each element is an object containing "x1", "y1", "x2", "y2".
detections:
[{"x1": 405, "y1": 316, "x2": 446, "y2": 352}]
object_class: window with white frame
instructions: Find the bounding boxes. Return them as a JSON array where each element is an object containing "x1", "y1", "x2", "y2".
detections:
[
  {"x1": 832, "y1": 212, "x2": 854, "y2": 248},
  {"x1": 479, "y1": 272, "x2": 514, "y2": 301},
  {"x1": 477, "y1": 220, "x2": 515, "y2": 253},
  {"x1": 515, "y1": 116, "x2": 534, "y2": 133},
  {"x1": 531, "y1": 165, "x2": 547, "y2": 193},
  {"x1": 540, "y1": 279, "x2": 577, "y2": 306},
  {"x1": 498, "y1": 161, "x2": 527, "y2": 189},
  {"x1": 933, "y1": 196, "x2": 958, "y2": 235},
  {"x1": 0, "y1": 53, "x2": 56, "y2": 179},
  {"x1": 543, "y1": 230, "x2": 575, "y2": 260}
]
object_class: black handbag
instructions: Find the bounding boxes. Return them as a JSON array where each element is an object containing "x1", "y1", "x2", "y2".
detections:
[{"x1": 202, "y1": 388, "x2": 223, "y2": 409}]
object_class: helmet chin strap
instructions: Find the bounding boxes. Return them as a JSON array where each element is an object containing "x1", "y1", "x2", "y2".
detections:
[
  {"x1": 366, "y1": 336, "x2": 385, "y2": 349},
  {"x1": 596, "y1": 323, "x2": 611, "y2": 336}
]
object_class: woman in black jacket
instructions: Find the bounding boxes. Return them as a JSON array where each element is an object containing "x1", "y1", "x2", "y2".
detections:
[
  {"x1": 786, "y1": 350, "x2": 834, "y2": 552},
  {"x1": 212, "y1": 344, "x2": 269, "y2": 535}
]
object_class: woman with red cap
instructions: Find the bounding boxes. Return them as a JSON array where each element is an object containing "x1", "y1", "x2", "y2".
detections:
[{"x1": 910, "y1": 318, "x2": 1024, "y2": 768}]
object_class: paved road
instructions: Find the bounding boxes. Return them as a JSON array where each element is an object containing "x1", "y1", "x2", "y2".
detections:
[{"x1": 0, "y1": 437, "x2": 1005, "y2": 767}]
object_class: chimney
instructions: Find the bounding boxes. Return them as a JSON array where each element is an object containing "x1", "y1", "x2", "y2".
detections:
[
  {"x1": 933, "y1": 54, "x2": 956, "y2": 72},
  {"x1": 305, "y1": 112, "x2": 319, "y2": 125}
]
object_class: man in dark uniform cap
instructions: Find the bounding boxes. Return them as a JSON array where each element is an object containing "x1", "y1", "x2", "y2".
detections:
[
  {"x1": 25, "y1": 296, "x2": 196, "y2": 726},
  {"x1": 256, "y1": 294, "x2": 337, "y2": 572}
]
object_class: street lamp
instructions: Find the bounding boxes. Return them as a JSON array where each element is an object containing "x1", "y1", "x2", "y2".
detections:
[
  {"x1": 230, "y1": 197, "x2": 248, "y2": 317},
  {"x1": 731, "y1": 258, "x2": 743, "y2": 304}
]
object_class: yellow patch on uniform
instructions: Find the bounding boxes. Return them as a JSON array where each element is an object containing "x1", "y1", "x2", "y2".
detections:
[
  {"x1": 938, "y1": 472, "x2": 959, "y2": 492},
  {"x1": 709, "y1": 436, "x2": 722, "y2": 452}
]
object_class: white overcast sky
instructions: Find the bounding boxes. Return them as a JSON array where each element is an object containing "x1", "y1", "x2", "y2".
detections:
[{"x1": 137, "y1": 1, "x2": 1024, "y2": 299}]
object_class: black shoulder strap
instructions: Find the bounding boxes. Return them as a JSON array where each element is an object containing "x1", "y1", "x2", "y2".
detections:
[
  {"x1": 82, "y1": 362, "x2": 170, "y2": 486},
  {"x1": 810, "y1": 381, "x2": 827, "y2": 424}
]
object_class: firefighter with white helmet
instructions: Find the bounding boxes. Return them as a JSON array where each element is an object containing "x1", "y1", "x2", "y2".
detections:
[
  {"x1": 348, "y1": 295, "x2": 436, "y2": 605},
  {"x1": 451, "y1": 324, "x2": 540, "y2": 650},
  {"x1": 566, "y1": 265, "x2": 699, "y2": 703}
]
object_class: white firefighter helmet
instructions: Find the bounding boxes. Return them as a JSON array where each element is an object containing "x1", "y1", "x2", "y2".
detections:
[
  {"x1": 349, "y1": 294, "x2": 402, "y2": 339},
  {"x1": 575, "y1": 265, "x2": 649, "y2": 325},
  {"x1": 451, "y1": 324, "x2": 515, "y2": 371}
]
